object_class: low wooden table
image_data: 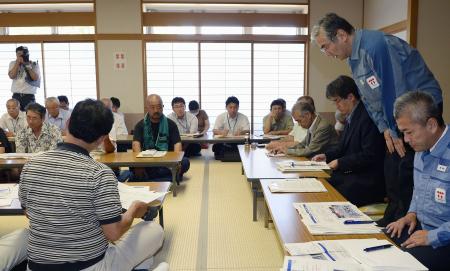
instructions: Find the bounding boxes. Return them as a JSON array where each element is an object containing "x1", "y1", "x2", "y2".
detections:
[
  {"x1": 96, "y1": 151, "x2": 184, "y2": 196},
  {"x1": 238, "y1": 145, "x2": 330, "y2": 221},
  {"x1": 260, "y1": 178, "x2": 387, "y2": 245}
]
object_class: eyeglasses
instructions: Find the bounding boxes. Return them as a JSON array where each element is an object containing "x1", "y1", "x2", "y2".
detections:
[
  {"x1": 320, "y1": 36, "x2": 336, "y2": 54},
  {"x1": 173, "y1": 104, "x2": 185, "y2": 109}
]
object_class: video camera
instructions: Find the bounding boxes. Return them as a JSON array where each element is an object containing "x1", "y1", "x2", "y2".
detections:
[{"x1": 16, "y1": 46, "x2": 30, "y2": 63}]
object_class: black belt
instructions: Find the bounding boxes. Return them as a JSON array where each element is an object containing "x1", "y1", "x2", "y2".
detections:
[
  {"x1": 13, "y1": 93, "x2": 34, "y2": 97},
  {"x1": 28, "y1": 253, "x2": 105, "y2": 271}
]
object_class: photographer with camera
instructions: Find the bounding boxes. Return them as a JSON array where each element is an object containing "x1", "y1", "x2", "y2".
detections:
[{"x1": 8, "y1": 46, "x2": 41, "y2": 111}]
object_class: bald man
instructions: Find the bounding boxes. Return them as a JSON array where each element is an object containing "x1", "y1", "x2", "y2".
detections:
[{"x1": 132, "y1": 94, "x2": 189, "y2": 183}]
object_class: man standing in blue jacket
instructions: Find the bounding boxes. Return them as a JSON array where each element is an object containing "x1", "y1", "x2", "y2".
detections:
[
  {"x1": 311, "y1": 13, "x2": 443, "y2": 226},
  {"x1": 386, "y1": 91, "x2": 449, "y2": 271}
]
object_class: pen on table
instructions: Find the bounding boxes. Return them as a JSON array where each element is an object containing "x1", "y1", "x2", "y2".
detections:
[
  {"x1": 343, "y1": 220, "x2": 374, "y2": 224},
  {"x1": 363, "y1": 244, "x2": 393, "y2": 252}
]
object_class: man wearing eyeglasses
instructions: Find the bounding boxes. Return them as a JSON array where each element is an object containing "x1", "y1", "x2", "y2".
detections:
[
  {"x1": 8, "y1": 46, "x2": 41, "y2": 111},
  {"x1": 311, "y1": 13, "x2": 443, "y2": 226},
  {"x1": 168, "y1": 97, "x2": 201, "y2": 157}
]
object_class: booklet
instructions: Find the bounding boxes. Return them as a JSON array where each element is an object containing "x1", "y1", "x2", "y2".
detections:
[{"x1": 136, "y1": 150, "x2": 167, "y2": 158}]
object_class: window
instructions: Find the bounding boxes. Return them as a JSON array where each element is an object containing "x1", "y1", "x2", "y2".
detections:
[
  {"x1": 43, "y1": 43, "x2": 97, "y2": 106},
  {"x1": 253, "y1": 43, "x2": 305, "y2": 133},
  {"x1": 200, "y1": 27, "x2": 244, "y2": 35},
  {"x1": 146, "y1": 42, "x2": 199, "y2": 116},
  {"x1": 8, "y1": 27, "x2": 52, "y2": 35},
  {"x1": 200, "y1": 43, "x2": 251, "y2": 128},
  {"x1": 145, "y1": 41, "x2": 305, "y2": 133},
  {"x1": 148, "y1": 26, "x2": 196, "y2": 35},
  {"x1": 0, "y1": 42, "x2": 96, "y2": 115}
]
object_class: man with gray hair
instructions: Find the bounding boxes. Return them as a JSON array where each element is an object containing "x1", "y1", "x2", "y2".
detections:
[
  {"x1": 386, "y1": 91, "x2": 449, "y2": 271},
  {"x1": 271, "y1": 102, "x2": 337, "y2": 157},
  {"x1": 0, "y1": 98, "x2": 27, "y2": 137},
  {"x1": 45, "y1": 96, "x2": 71, "y2": 133},
  {"x1": 311, "y1": 12, "x2": 443, "y2": 226}
]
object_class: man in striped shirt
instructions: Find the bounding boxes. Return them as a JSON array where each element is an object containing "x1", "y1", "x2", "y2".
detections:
[{"x1": 19, "y1": 99, "x2": 164, "y2": 271}]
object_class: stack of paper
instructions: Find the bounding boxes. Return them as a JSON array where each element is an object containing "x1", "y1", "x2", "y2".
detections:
[
  {"x1": 294, "y1": 202, "x2": 381, "y2": 235},
  {"x1": 267, "y1": 178, "x2": 327, "y2": 193},
  {"x1": 282, "y1": 239, "x2": 427, "y2": 271},
  {"x1": 0, "y1": 153, "x2": 37, "y2": 159},
  {"x1": 136, "y1": 149, "x2": 167, "y2": 158},
  {"x1": 276, "y1": 160, "x2": 330, "y2": 172},
  {"x1": 117, "y1": 182, "x2": 167, "y2": 209},
  {"x1": 262, "y1": 134, "x2": 283, "y2": 140},
  {"x1": 265, "y1": 149, "x2": 286, "y2": 157},
  {"x1": 0, "y1": 183, "x2": 19, "y2": 207}
]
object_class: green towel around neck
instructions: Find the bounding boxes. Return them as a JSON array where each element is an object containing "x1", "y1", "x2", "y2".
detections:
[{"x1": 143, "y1": 113, "x2": 169, "y2": 151}]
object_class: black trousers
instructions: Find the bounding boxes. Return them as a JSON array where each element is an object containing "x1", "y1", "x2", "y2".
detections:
[
  {"x1": 183, "y1": 143, "x2": 201, "y2": 157},
  {"x1": 12, "y1": 93, "x2": 35, "y2": 111},
  {"x1": 379, "y1": 143, "x2": 414, "y2": 226},
  {"x1": 384, "y1": 224, "x2": 450, "y2": 271}
]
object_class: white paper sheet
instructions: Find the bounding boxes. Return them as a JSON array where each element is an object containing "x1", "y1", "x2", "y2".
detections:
[{"x1": 268, "y1": 178, "x2": 327, "y2": 193}]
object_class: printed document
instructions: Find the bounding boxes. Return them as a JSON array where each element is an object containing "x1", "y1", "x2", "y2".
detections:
[
  {"x1": 293, "y1": 202, "x2": 381, "y2": 234},
  {"x1": 282, "y1": 238, "x2": 427, "y2": 271},
  {"x1": 277, "y1": 160, "x2": 330, "y2": 172},
  {"x1": 267, "y1": 178, "x2": 327, "y2": 193},
  {"x1": 118, "y1": 182, "x2": 167, "y2": 209},
  {"x1": 136, "y1": 149, "x2": 167, "y2": 158}
]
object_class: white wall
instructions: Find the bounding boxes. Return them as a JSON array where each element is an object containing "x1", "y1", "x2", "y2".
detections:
[
  {"x1": 97, "y1": 40, "x2": 145, "y2": 114},
  {"x1": 364, "y1": 0, "x2": 407, "y2": 29},
  {"x1": 308, "y1": 0, "x2": 363, "y2": 113},
  {"x1": 416, "y1": 0, "x2": 450, "y2": 122},
  {"x1": 96, "y1": 0, "x2": 141, "y2": 34}
]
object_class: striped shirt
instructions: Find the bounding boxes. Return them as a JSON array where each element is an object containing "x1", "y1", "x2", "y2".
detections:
[{"x1": 19, "y1": 143, "x2": 122, "y2": 268}]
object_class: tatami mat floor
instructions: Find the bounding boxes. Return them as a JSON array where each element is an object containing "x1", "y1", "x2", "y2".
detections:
[{"x1": 0, "y1": 149, "x2": 284, "y2": 271}]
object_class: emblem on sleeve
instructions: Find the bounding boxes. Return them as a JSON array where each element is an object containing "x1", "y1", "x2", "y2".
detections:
[
  {"x1": 366, "y1": 75, "x2": 380, "y2": 89},
  {"x1": 435, "y1": 188, "x2": 446, "y2": 204}
]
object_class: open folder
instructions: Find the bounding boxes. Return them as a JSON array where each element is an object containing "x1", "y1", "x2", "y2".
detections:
[{"x1": 282, "y1": 239, "x2": 427, "y2": 271}]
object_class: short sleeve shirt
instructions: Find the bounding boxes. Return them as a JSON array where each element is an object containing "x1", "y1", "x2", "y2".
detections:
[
  {"x1": 133, "y1": 117, "x2": 180, "y2": 151},
  {"x1": 263, "y1": 113, "x2": 294, "y2": 132},
  {"x1": 213, "y1": 112, "x2": 250, "y2": 136}
]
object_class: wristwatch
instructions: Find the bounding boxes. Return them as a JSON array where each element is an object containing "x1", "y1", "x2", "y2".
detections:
[{"x1": 25, "y1": 64, "x2": 32, "y2": 70}]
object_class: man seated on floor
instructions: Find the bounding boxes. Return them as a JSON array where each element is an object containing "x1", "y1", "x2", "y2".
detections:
[
  {"x1": 101, "y1": 97, "x2": 128, "y2": 142},
  {"x1": 263, "y1": 98, "x2": 293, "y2": 135},
  {"x1": 19, "y1": 99, "x2": 165, "y2": 271},
  {"x1": 45, "y1": 96, "x2": 71, "y2": 134},
  {"x1": 385, "y1": 91, "x2": 450, "y2": 271},
  {"x1": 57, "y1": 95, "x2": 72, "y2": 113},
  {"x1": 168, "y1": 97, "x2": 201, "y2": 157},
  {"x1": 0, "y1": 98, "x2": 27, "y2": 137},
  {"x1": 271, "y1": 101, "x2": 338, "y2": 157},
  {"x1": 132, "y1": 94, "x2": 189, "y2": 183},
  {"x1": 15, "y1": 102, "x2": 62, "y2": 153},
  {"x1": 311, "y1": 76, "x2": 386, "y2": 206},
  {"x1": 266, "y1": 96, "x2": 312, "y2": 151},
  {"x1": 212, "y1": 96, "x2": 250, "y2": 160}
]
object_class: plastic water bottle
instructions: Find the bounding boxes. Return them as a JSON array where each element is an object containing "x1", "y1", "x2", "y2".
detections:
[{"x1": 245, "y1": 132, "x2": 250, "y2": 149}]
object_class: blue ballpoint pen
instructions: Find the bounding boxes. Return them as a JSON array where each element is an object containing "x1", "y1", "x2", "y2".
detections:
[
  {"x1": 343, "y1": 220, "x2": 374, "y2": 224},
  {"x1": 363, "y1": 244, "x2": 393, "y2": 252}
]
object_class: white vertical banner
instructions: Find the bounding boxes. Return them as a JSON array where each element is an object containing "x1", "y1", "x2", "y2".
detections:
[{"x1": 113, "y1": 52, "x2": 126, "y2": 71}]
